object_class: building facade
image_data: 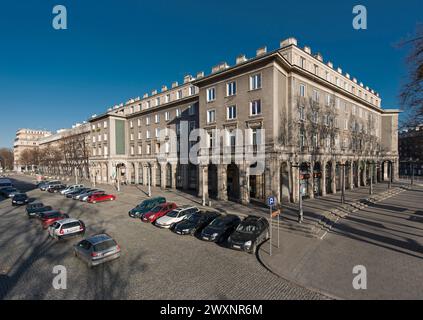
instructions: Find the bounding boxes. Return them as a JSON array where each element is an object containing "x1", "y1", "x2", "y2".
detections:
[
  {"x1": 88, "y1": 37, "x2": 400, "y2": 205},
  {"x1": 399, "y1": 124, "x2": 423, "y2": 177},
  {"x1": 13, "y1": 129, "x2": 52, "y2": 172}
]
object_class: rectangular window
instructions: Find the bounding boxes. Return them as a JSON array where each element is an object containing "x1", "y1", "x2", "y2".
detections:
[
  {"x1": 299, "y1": 107, "x2": 305, "y2": 121},
  {"x1": 250, "y1": 100, "x2": 262, "y2": 116},
  {"x1": 146, "y1": 130, "x2": 151, "y2": 139},
  {"x1": 104, "y1": 134, "x2": 107, "y2": 141},
  {"x1": 188, "y1": 105, "x2": 195, "y2": 115},
  {"x1": 104, "y1": 146, "x2": 108, "y2": 156},
  {"x1": 138, "y1": 131, "x2": 142, "y2": 140},
  {"x1": 326, "y1": 94, "x2": 331, "y2": 106},
  {"x1": 227, "y1": 81, "x2": 236, "y2": 96},
  {"x1": 314, "y1": 65, "x2": 319, "y2": 75},
  {"x1": 165, "y1": 94, "x2": 170, "y2": 103},
  {"x1": 176, "y1": 108, "x2": 181, "y2": 118},
  {"x1": 146, "y1": 116, "x2": 151, "y2": 125},
  {"x1": 130, "y1": 121, "x2": 133, "y2": 129},
  {"x1": 104, "y1": 121, "x2": 108, "y2": 129},
  {"x1": 300, "y1": 57, "x2": 306, "y2": 69},
  {"x1": 146, "y1": 144, "x2": 151, "y2": 154},
  {"x1": 130, "y1": 146, "x2": 134, "y2": 155},
  {"x1": 155, "y1": 128, "x2": 160, "y2": 138},
  {"x1": 130, "y1": 133, "x2": 134, "y2": 141},
  {"x1": 207, "y1": 109, "x2": 216, "y2": 123},
  {"x1": 299, "y1": 84, "x2": 306, "y2": 97},
  {"x1": 146, "y1": 101, "x2": 151, "y2": 109},
  {"x1": 177, "y1": 90, "x2": 182, "y2": 99},
  {"x1": 155, "y1": 114, "x2": 160, "y2": 123},
  {"x1": 206, "y1": 87, "x2": 216, "y2": 102},
  {"x1": 137, "y1": 119, "x2": 141, "y2": 127},
  {"x1": 156, "y1": 97, "x2": 160, "y2": 106},
  {"x1": 313, "y1": 90, "x2": 319, "y2": 102},
  {"x1": 250, "y1": 74, "x2": 262, "y2": 90},
  {"x1": 189, "y1": 86, "x2": 196, "y2": 96},
  {"x1": 165, "y1": 111, "x2": 170, "y2": 121},
  {"x1": 227, "y1": 105, "x2": 236, "y2": 120},
  {"x1": 138, "y1": 145, "x2": 142, "y2": 155}
]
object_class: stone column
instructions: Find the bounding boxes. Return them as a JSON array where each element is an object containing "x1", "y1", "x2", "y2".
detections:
[
  {"x1": 151, "y1": 163, "x2": 157, "y2": 187},
  {"x1": 265, "y1": 158, "x2": 280, "y2": 202},
  {"x1": 217, "y1": 164, "x2": 228, "y2": 201},
  {"x1": 331, "y1": 163, "x2": 337, "y2": 194},
  {"x1": 308, "y1": 162, "x2": 314, "y2": 199},
  {"x1": 291, "y1": 163, "x2": 299, "y2": 203},
  {"x1": 197, "y1": 165, "x2": 209, "y2": 199},
  {"x1": 363, "y1": 162, "x2": 367, "y2": 186},
  {"x1": 349, "y1": 164, "x2": 354, "y2": 190},
  {"x1": 240, "y1": 163, "x2": 250, "y2": 205},
  {"x1": 134, "y1": 163, "x2": 139, "y2": 185},
  {"x1": 160, "y1": 163, "x2": 167, "y2": 189},
  {"x1": 171, "y1": 163, "x2": 177, "y2": 189},
  {"x1": 321, "y1": 161, "x2": 327, "y2": 197}
]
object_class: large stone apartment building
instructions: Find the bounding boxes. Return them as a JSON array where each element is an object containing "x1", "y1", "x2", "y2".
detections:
[{"x1": 88, "y1": 37, "x2": 400, "y2": 205}]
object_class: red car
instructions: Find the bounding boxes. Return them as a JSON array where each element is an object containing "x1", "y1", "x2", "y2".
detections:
[
  {"x1": 40, "y1": 211, "x2": 69, "y2": 229},
  {"x1": 141, "y1": 202, "x2": 177, "y2": 223},
  {"x1": 87, "y1": 193, "x2": 116, "y2": 204}
]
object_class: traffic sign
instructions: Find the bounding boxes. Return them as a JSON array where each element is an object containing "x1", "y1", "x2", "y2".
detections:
[{"x1": 267, "y1": 196, "x2": 277, "y2": 207}]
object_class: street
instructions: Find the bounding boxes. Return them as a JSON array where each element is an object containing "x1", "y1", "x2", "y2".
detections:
[{"x1": 0, "y1": 175, "x2": 325, "y2": 300}]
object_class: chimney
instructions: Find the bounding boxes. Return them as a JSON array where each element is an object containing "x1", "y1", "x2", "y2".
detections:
[
  {"x1": 236, "y1": 54, "x2": 247, "y2": 64},
  {"x1": 315, "y1": 52, "x2": 323, "y2": 62},
  {"x1": 161, "y1": 85, "x2": 168, "y2": 92},
  {"x1": 280, "y1": 37, "x2": 298, "y2": 48},
  {"x1": 196, "y1": 71, "x2": 204, "y2": 79},
  {"x1": 211, "y1": 62, "x2": 229, "y2": 74},
  {"x1": 171, "y1": 81, "x2": 178, "y2": 88},
  {"x1": 184, "y1": 75, "x2": 193, "y2": 83},
  {"x1": 304, "y1": 46, "x2": 311, "y2": 54},
  {"x1": 256, "y1": 46, "x2": 267, "y2": 56}
]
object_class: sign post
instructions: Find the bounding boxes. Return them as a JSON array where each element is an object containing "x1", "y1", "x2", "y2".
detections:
[{"x1": 267, "y1": 196, "x2": 277, "y2": 256}]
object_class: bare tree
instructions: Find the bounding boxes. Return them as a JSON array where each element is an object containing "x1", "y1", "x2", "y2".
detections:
[
  {"x1": 0, "y1": 148, "x2": 14, "y2": 170},
  {"x1": 400, "y1": 24, "x2": 423, "y2": 127}
]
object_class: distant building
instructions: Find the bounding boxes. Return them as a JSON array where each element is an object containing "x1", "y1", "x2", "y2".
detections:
[
  {"x1": 399, "y1": 124, "x2": 423, "y2": 177},
  {"x1": 13, "y1": 129, "x2": 51, "y2": 172}
]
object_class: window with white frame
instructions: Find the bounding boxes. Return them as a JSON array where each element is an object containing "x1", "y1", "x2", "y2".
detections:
[
  {"x1": 299, "y1": 106, "x2": 305, "y2": 121},
  {"x1": 138, "y1": 131, "x2": 142, "y2": 140},
  {"x1": 206, "y1": 87, "x2": 216, "y2": 102},
  {"x1": 177, "y1": 90, "x2": 182, "y2": 99},
  {"x1": 104, "y1": 121, "x2": 108, "y2": 128},
  {"x1": 92, "y1": 148, "x2": 97, "y2": 156},
  {"x1": 299, "y1": 84, "x2": 306, "y2": 97},
  {"x1": 176, "y1": 108, "x2": 181, "y2": 118},
  {"x1": 104, "y1": 134, "x2": 107, "y2": 141},
  {"x1": 227, "y1": 81, "x2": 236, "y2": 96},
  {"x1": 146, "y1": 130, "x2": 151, "y2": 139},
  {"x1": 92, "y1": 136, "x2": 96, "y2": 143},
  {"x1": 300, "y1": 57, "x2": 306, "y2": 68},
  {"x1": 326, "y1": 94, "x2": 331, "y2": 106},
  {"x1": 313, "y1": 89, "x2": 319, "y2": 102},
  {"x1": 155, "y1": 128, "x2": 160, "y2": 138},
  {"x1": 165, "y1": 111, "x2": 170, "y2": 121},
  {"x1": 227, "y1": 105, "x2": 236, "y2": 120},
  {"x1": 146, "y1": 116, "x2": 151, "y2": 125},
  {"x1": 250, "y1": 73, "x2": 262, "y2": 90},
  {"x1": 146, "y1": 144, "x2": 151, "y2": 154},
  {"x1": 130, "y1": 133, "x2": 134, "y2": 141},
  {"x1": 165, "y1": 94, "x2": 170, "y2": 103},
  {"x1": 189, "y1": 86, "x2": 195, "y2": 96},
  {"x1": 104, "y1": 146, "x2": 108, "y2": 156},
  {"x1": 137, "y1": 119, "x2": 141, "y2": 127},
  {"x1": 155, "y1": 114, "x2": 160, "y2": 123},
  {"x1": 98, "y1": 134, "x2": 102, "y2": 142},
  {"x1": 156, "y1": 97, "x2": 160, "y2": 106},
  {"x1": 138, "y1": 145, "x2": 142, "y2": 155},
  {"x1": 165, "y1": 141, "x2": 170, "y2": 153},
  {"x1": 250, "y1": 100, "x2": 261, "y2": 116},
  {"x1": 146, "y1": 101, "x2": 151, "y2": 109},
  {"x1": 130, "y1": 121, "x2": 133, "y2": 128},
  {"x1": 207, "y1": 109, "x2": 216, "y2": 123},
  {"x1": 130, "y1": 146, "x2": 134, "y2": 155}
]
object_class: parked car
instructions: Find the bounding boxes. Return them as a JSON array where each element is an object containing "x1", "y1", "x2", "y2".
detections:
[
  {"x1": 0, "y1": 178, "x2": 13, "y2": 188},
  {"x1": 80, "y1": 190, "x2": 105, "y2": 202},
  {"x1": 74, "y1": 189, "x2": 99, "y2": 201},
  {"x1": 74, "y1": 234, "x2": 121, "y2": 268},
  {"x1": 227, "y1": 216, "x2": 270, "y2": 254},
  {"x1": 155, "y1": 206, "x2": 199, "y2": 229},
  {"x1": 141, "y1": 202, "x2": 177, "y2": 223},
  {"x1": 40, "y1": 181, "x2": 61, "y2": 191},
  {"x1": 12, "y1": 193, "x2": 29, "y2": 206},
  {"x1": 87, "y1": 193, "x2": 116, "y2": 204},
  {"x1": 0, "y1": 187, "x2": 19, "y2": 198},
  {"x1": 26, "y1": 205, "x2": 53, "y2": 219},
  {"x1": 61, "y1": 184, "x2": 84, "y2": 195},
  {"x1": 66, "y1": 188, "x2": 90, "y2": 199},
  {"x1": 48, "y1": 218, "x2": 85, "y2": 240},
  {"x1": 47, "y1": 184, "x2": 67, "y2": 193},
  {"x1": 172, "y1": 211, "x2": 220, "y2": 236},
  {"x1": 200, "y1": 214, "x2": 241, "y2": 243},
  {"x1": 39, "y1": 211, "x2": 69, "y2": 229},
  {"x1": 128, "y1": 197, "x2": 166, "y2": 218}
]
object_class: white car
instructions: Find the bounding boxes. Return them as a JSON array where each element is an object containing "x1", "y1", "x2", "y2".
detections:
[
  {"x1": 61, "y1": 184, "x2": 84, "y2": 195},
  {"x1": 48, "y1": 218, "x2": 85, "y2": 240},
  {"x1": 155, "y1": 206, "x2": 199, "y2": 229}
]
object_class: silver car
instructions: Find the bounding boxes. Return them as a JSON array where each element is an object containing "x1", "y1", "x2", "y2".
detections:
[
  {"x1": 48, "y1": 218, "x2": 85, "y2": 240},
  {"x1": 61, "y1": 184, "x2": 84, "y2": 195},
  {"x1": 74, "y1": 234, "x2": 121, "y2": 268}
]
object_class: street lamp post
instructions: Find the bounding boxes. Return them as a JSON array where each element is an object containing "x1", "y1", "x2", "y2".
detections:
[
  {"x1": 369, "y1": 162, "x2": 374, "y2": 195},
  {"x1": 339, "y1": 163, "x2": 346, "y2": 204},
  {"x1": 388, "y1": 161, "x2": 392, "y2": 189},
  {"x1": 147, "y1": 167, "x2": 151, "y2": 197}
]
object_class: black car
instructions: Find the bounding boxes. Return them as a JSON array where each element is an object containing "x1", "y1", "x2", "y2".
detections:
[
  {"x1": 26, "y1": 205, "x2": 53, "y2": 218},
  {"x1": 0, "y1": 187, "x2": 19, "y2": 198},
  {"x1": 47, "y1": 184, "x2": 67, "y2": 193},
  {"x1": 200, "y1": 214, "x2": 241, "y2": 243},
  {"x1": 66, "y1": 188, "x2": 90, "y2": 198},
  {"x1": 227, "y1": 216, "x2": 270, "y2": 254},
  {"x1": 12, "y1": 193, "x2": 29, "y2": 206},
  {"x1": 172, "y1": 211, "x2": 220, "y2": 236}
]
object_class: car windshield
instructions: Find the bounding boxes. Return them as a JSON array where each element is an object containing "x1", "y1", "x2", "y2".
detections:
[
  {"x1": 15, "y1": 194, "x2": 26, "y2": 198},
  {"x1": 187, "y1": 213, "x2": 201, "y2": 223},
  {"x1": 150, "y1": 205, "x2": 163, "y2": 213},
  {"x1": 166, "y1": 210, "x2": 181, "y2": 218},
  {"x1": 236, "y1": 223, "x2": 258, "y2": 234},
  {"x1": 45, "y1": 213, "x2": 61, "y2": 219},
  {"x1": 93, "y1": 239, "x2": 117, "y2": 252},
  {"x1": 209, "y1": 218, "x2": 226, "y2": 228}
]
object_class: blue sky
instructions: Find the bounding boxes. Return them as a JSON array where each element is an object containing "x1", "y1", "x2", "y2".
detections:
[{"x1": 0, "y1": 0, "x2": 421, "y2": 148}]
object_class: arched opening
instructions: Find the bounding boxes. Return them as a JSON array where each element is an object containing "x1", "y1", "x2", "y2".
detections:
[
  {"x1": 130, "y1": 163, "x2": 136, "y2": 184},
  {"x1": 116, "y1": 163, "x2": 127, "y2": 185},
  {"x1": 325, "y1": 162, "x2": 332, "y2": 194},
  {"x1": 227, "y1": 163, "x2": 240, "y2": 201},
  {"x1": 155, "y1": 163, "x2": 161, "y2": 187},
  {"x1": 166, "y1": 163, "x2": 172, "y2": 188},
  {"x1": 208, "y1": 164, "x2": 218, "y2": 199},
  {"x1": 249, "y1": 163, "x2": 265, "y2": 201},
  {"x1": 300, "y1": 162, "x2": 311, "y2": 199},
  {"x1": 280, "y1": 162, "x2": 290, "y2": 202},
  {"x1": 313, "y1": 162, "x2": 322, "y2": 197}
]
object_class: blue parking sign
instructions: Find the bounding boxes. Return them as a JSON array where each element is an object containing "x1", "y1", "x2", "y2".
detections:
[{"x1": 267, "y1": 196, "x2": 277, "y2": 207}]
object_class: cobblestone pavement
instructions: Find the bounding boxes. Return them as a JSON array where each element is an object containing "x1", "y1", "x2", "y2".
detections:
[{"x1": 0, "y1": 175, "x2": 327, "y2": 300}]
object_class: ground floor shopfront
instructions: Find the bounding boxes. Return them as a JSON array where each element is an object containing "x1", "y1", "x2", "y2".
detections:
[{"x1": 89, "y1": 153, "x2": 399, "y2": 206}]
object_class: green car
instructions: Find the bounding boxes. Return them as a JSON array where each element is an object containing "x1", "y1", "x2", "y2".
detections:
[{"x1": 128, "y1": 197, "x2": 166, "y2": 219}]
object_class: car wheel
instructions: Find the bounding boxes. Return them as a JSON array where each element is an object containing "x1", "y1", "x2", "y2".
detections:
[{"x1": 250, "y1": 243, "x2": 257, "y2": 255}]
